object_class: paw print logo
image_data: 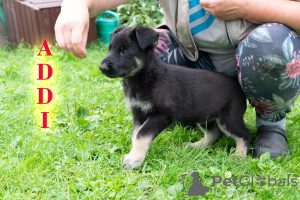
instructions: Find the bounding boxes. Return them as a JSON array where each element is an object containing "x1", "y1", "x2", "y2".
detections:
[{"x1": 256, "y1": 176, "x2": 266, "y2": 186}]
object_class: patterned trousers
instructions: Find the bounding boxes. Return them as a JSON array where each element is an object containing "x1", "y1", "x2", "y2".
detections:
[{"x1": 155, "y1": 24, "x2": 300, "y2": 123}]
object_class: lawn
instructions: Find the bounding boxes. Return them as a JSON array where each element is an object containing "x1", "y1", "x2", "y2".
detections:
[{"x1": 0, "y1": 42, "x2": 299, "y2": 199}]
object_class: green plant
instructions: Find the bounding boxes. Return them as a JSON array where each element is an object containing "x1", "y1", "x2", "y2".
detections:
[{"x1": 115, "y1": 0, "x2": 164, "y2": 28}]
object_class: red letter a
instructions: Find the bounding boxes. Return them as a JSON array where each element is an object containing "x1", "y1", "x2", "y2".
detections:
[
  {"x1": 37, "y1": 40, "x2": 53, "y2": 56},
  {"x1": 37, "y1": 88, "x2": 53, "y2": 104},
  {"x1": 37, "y1": 64, "x2": 53, "y2": 80}
]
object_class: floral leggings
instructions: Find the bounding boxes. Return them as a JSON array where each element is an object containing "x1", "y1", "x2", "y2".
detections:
[{"x1": 155, "y1": 23, "x2": 300, "y2": 123}]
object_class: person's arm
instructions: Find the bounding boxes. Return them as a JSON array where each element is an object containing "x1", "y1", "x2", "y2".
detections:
[
  {"x1": 200, "y1": 0, "x2": 300, "y2": 34},
  {"x1": 55, "y1": 0, "x2": 131, "y2": 58},
  {"x1": 86, "y1": 0, "x2": 131, "y2": 17}
]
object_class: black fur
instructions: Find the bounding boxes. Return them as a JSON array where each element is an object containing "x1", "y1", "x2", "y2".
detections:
[{"x1": 100, "y1": 26, "x2": 250, "y2": 169}]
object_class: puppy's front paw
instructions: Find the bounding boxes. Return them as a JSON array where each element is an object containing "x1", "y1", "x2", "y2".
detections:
[{"x1": 122, "y1": 153, "x2": 145, "y2": 170}]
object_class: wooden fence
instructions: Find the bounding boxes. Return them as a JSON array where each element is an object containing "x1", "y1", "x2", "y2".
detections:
[{"x1": 3, "y1": 0, "x2": 97, "y2": 47}]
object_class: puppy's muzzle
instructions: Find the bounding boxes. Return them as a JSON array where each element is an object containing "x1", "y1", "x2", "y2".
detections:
[{"x1": 99, "y1": 62, "x2": 111, "y2": 73}]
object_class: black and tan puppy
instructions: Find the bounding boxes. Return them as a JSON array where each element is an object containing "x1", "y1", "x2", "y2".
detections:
[{"x1": 99, "y1": 26, "x2": 250, "y2": 169}]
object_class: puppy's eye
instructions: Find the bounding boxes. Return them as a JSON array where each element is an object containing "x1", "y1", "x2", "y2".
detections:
[{"x1": 120, "y1": 48, "x2": 129, "y2": 56}]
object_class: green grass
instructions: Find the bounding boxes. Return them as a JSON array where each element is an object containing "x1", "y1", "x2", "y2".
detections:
[{"x1": 0, "y1": 43, "x2": 300, "y2": 199}]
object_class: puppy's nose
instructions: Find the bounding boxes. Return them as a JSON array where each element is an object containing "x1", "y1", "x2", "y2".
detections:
[{"x1": 99, "y1": 62, "x2": 110, "y2": 72}]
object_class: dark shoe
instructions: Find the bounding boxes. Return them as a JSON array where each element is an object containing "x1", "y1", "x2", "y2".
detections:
[{"x1": 253, "y1": 126, "x2": 289, "y2": 159}]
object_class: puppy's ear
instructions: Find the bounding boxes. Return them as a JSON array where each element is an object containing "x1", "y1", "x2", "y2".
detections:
[
  {"x1": 135, "y1": 26, "x2": 159, "y2": 49},
  {"x1": 110, "y1": 26, "x2": 126, "y2": 42}
]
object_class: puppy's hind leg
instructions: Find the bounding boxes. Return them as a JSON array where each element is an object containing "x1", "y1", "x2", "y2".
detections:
[
  {"x1": 216, "y1": 117, "x2": 250, "y2": 160},
  {"x1": 187, "y1": 120, "x2": 222, "y2": 149}
]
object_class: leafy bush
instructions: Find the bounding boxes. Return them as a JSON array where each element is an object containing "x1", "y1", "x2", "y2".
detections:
[{"x1": 114, "y1": 0, "x2": 164, "y2": 28}]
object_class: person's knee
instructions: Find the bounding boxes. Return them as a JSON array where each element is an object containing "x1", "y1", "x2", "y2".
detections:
[
  {"x1": 238, "y1": 23, "x2": 295, "y2": 54},
  {"x1": 237, "y1": 23, "x2": 300, "y2": 80}
]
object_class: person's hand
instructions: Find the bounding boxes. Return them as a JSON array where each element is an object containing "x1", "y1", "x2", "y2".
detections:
[
  {"x1": 200, "y1": 0, "x2": 245, "y2": 21},
  {"x1": 55, "y1": 0, "x2": 90, "y2": 59}
]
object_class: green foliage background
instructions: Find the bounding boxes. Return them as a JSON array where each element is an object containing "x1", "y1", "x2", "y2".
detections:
[
  {"x1": 113, "y1": 0, "x2": 164, "y2": 28},
  {"x1": 0, "y1": 1, "x2": 299, "y2": 198},
  {"x1": 0, "y1": 42, "x2": 299, "y2": 199}
]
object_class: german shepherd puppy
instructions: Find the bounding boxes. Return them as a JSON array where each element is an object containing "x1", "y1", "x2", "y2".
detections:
[{"x1": 99, "y1": 26, "x2": 250, "y2": 169}]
